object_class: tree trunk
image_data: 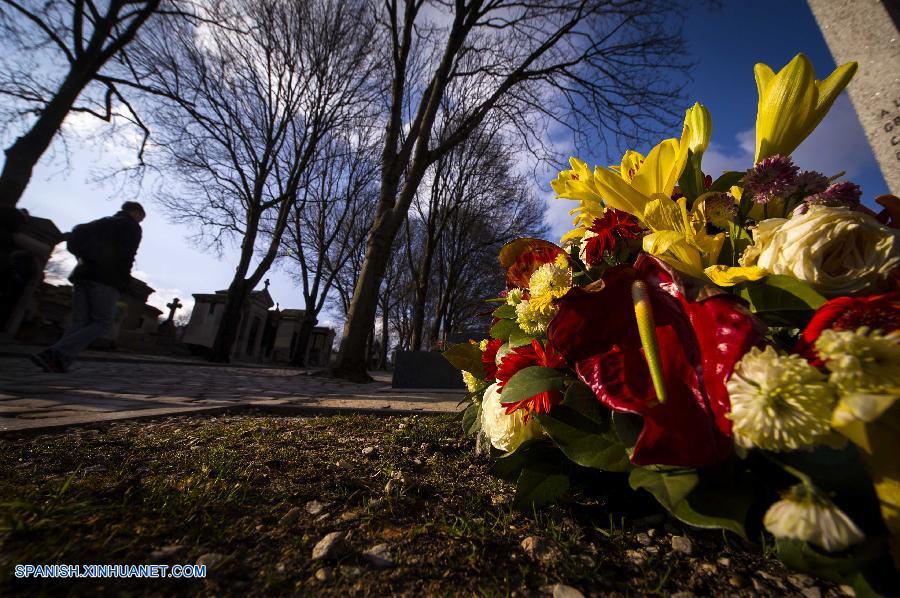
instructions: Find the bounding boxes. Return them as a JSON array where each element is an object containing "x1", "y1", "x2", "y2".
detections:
[
  {"x1": 291, "y1": 312, "x2": 318, "y2": 367},
  {"x1": 380, "y1": 289, "x2": 390, "y2": 370},
  {"x1": 409, "y1": 233, "x2": 437, "y2": 351},
  {"x1": 210, "y1": 278, "x2": 249, "y2": 363},
  {"x1": 428, "y1": 287, "x2": 449, "y2": 345},
  {"x1": 0, "y1": 67, "x2": 93, "y2": 208},
  {"x1": 331, "y1": 190, "x2": 403, "y2": 381}
]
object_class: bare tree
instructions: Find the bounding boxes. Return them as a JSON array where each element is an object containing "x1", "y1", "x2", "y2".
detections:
[
  {"x1": 403, "y1": 120, "x2": 504, "y2": 350},
  {"x1": 127, "y1": 0, "x2": 378, "y2": 362},
  {"x1": 333, "y1": 0, "x2": 688, "y2": 381},
  {"x1": 0, "y1": 0, "x2": 203, "y2": 208},
  {"x1": 277, "y1": 135, "x2": 379, "y2": 366}
]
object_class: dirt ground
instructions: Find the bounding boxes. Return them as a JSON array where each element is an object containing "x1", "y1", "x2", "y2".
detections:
[{"x1": 0, "y1": 412, "x2": 851, "y2": 596}]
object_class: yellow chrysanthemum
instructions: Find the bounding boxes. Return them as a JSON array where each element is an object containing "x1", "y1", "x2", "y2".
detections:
[
  {"x1": 726, "y1": 346, "x2": 836, "y2": 451},
  {"x1": 506, "y1": 288, "x2": 524, "y2": 306},
  {"x1": 515, "y1": 299, "x2": 553, "y2": 336},
  {"x1": 462, "y1": 370, "x2": 485, "y2": 393}
]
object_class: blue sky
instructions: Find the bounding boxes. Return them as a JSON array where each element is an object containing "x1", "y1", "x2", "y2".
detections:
[{"x1": 13, "y1": 0, "x2": 889, "y2": 326}]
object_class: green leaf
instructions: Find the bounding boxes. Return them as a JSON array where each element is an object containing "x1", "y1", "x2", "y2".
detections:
[
  {"x1": 719, "y1": 221, "x2": 753, "y2": 267},
  {"x1": 508, "y1": 327, "x2": 535, "y2": 348},
  {"x1": 460, "y1": 402, "x2": 482, "y2": 437},
  {"x1": 735, "y1": 275, "x2": 827, "y2": 313},
  {"x1": 514, "y1": 459, "x2": 570, "y2": 509},
  {"x1": 442, "y1": 343, "x2": 485, "y2": 378},
  {"x1": 677, "y1": 150, "x2": 705, "y2": 204},
  {"x1": 537, "y1": 382, "x2": 631, "y2": 472},
  {"x1": 710, "y1": 170, "x2": 744, "y2": 193},
  {"x1": 501, "y1": 366, "x2": 566, "y2": 408},
  {"x1": 629, "y1": 466, "x2": 752, "y2": 538},
  {"x1": 490, "y1": 319, "x2": 520, "y2": 341},
  {"x1": 612, "y1": 412, "x2": 643, "y2": 449},
  {"x1": 492, "y1": 304, "x2": 516, "y2": 319},
  {"x1": 775, "y1": 539, "x2": 883, "y2": 598}
]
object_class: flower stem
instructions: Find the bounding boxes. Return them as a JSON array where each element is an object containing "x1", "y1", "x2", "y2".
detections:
[{"x1": 760, "y1": 451, "x2": 814, "y2": 487}]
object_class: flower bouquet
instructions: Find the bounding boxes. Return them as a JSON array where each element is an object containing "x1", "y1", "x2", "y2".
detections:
[{"x1": 444, "y1": 54, "x2": 900, "y2": 593}]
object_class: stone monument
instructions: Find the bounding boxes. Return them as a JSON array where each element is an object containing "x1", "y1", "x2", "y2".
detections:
[
  {"x1": 158, "y1": 296, "x2": 182, "y2": 337},
  {"x1": 808, "y1": 0, "x2": 900, "y2": 195}
]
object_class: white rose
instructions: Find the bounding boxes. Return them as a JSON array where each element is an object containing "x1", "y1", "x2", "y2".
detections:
[
  {"x1": 480, "y1": 383, "x2": 543, "y2": 452},
  {"x1": 741, "y1": 206, "x2": 900, "y2": 296}
]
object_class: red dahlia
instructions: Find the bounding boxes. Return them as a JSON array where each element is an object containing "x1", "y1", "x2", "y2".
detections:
[
  {"x1": 496, "y1": 340, "x2": 567, "y2": 416},
  {"x1": 481, "y1": 338, "x2": 504, "y2": 381},
  {"x1": 583, "y1": 209, "x2": 642, "y2": 266},
  {"x1": 796, "y1": 292, "x2": 900, "y2": 366}
]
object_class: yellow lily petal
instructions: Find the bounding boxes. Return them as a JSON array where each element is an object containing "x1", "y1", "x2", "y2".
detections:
[
  {"x1": 704, "y1": 265, "x2": 768, "y2": 286},
  {"x1": 593, "y1": 165, "x2": 652, "y2": 220},
  {"x1": 631, "y1": 134, "x2": 689, "y2": 200},
  {"x1": 560, "y1": 227, "x2": 587, "y2": 243},
  {"x1": 619, "y1": 150, "x2": 645, "y2": 182}
]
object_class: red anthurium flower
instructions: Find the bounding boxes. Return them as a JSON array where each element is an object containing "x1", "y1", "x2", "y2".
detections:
[
  {"x1": 795, "y1": 292, "x2": 900, "y2": 366},
  {"x1": 497, "y1": 340, "x2": 567, "y2": 416},
  {"x1": 499, "y1": 238, "x2": 566, "y2": 289},
  {"x1": 482, "y1": 338, "x2": 504, "y2": 381},
  {"x1": 583, "y1": 209, "x2": 643, "y2": 266},
  {"x1": 548, "y1": 254, "x2": 763, "y2": 468}
]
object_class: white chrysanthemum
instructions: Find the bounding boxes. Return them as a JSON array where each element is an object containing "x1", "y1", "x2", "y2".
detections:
[
  {"x1": 528, "y1": 262, "x2": 570, "y2": 300},
  {"x1": 816, "y1": 328, "x2": 900, "y2": 395},
  {"x1": 506, "y1": 288, "x2": 524, "y2": 306},
  {"x1": 515, "y1": 299, "x2": 552, "y2": 335},
  {"x1": 763, "y1": 484, "x2": 864, "y2": 552},
  {"x1": 480, "y1": 383, "x2": 542, "y2": 452},
  {"x1": 727, "y1": 346, "x2": 836, "y2": 451},
  {"x1": 462, "y1": 370, "x2": 485, "y2": 393}
]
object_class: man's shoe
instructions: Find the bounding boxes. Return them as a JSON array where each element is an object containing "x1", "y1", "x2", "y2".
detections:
[
  {"x1": 29, "y1": 351, "x2": 65, "y2": 373},
  {"x1": 29, "y1": 352, "x2": 53, "y2": 372}
]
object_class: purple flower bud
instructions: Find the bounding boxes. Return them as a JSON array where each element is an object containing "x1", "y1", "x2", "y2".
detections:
[
  {"x1": 744, "y1": 155, "x2": 799, "y2": 204},
  {"x1": 807, "y1": 181, "x2": 862, "y2": 206},
  {"x1": 792, "y1": 171, "x2": 830, "y2": 197}
]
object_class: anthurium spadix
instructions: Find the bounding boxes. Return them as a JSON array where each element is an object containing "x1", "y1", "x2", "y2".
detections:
[{"x1": 754, "y1": 53, "x2": 857, "y2": 162}]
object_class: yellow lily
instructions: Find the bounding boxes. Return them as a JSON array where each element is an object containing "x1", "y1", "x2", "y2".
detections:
[
  {"x1": 593, "y1": 125, "x2": 692, "y2": 219},
  {"x1": 754, "y1": 53, "x2": 857, "y2": 162},
  {"x1": 551, "y1": 157, "x2": 604, "y2": 204},
  {"x1": 553, "y1": 157, "x2": 608, "y2": 243},
  {"x1": 640, "y1": 196, "x2": 725, "y2": 280},
  {"x1": 684, "y1": 102, "x2": 712, "y2": 158}
]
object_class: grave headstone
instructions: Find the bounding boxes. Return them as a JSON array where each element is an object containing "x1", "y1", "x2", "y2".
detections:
[
  {"x1": 391, "y1": 350, "x2": 466, "y2": 390},
  {"x1": 808, "y1": 0, "x2": 900, "y2": 195}
]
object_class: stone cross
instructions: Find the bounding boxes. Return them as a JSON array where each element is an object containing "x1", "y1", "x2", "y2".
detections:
[
  {"x1": 166, "y1": 297, "x2": 183, "y2": 322},
  {"x1": 264, "y1": 278, "x2": 271, "y2": 290}
]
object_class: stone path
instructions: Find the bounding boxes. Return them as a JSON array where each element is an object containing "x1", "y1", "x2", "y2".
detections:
[{"x1": 0, "y1": 356, "x2": 463, "y2": 433}]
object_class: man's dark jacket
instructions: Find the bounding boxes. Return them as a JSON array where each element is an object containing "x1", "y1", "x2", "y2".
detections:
[{"x1": 69, "y1": 211, "x2": 142, "y2": 292}]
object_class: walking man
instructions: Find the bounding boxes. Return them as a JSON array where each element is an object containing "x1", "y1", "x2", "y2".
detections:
[{"x1": 31, "y1": 202, "x2": 145, "y2": 372}]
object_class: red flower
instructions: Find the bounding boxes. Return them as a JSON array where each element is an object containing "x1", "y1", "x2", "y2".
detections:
[
  {"x1": 496, "y1": 340, "x2": 567, "y2": 416},
  {"x1": 481, "y1": 338, "x2": 504, "y2": 381},
  {"x1": 499, "y1": 238, "x2": 566, "y2": 289},
  {"x1": 583, "y1": 209, "x2": 642, "y2": 266},
  {"x1": 548, "y1": 254, "x2": 763, "y2": 468},
  {"x1": 795, "y1": 292, "x2": 900, "y2": 366}
]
